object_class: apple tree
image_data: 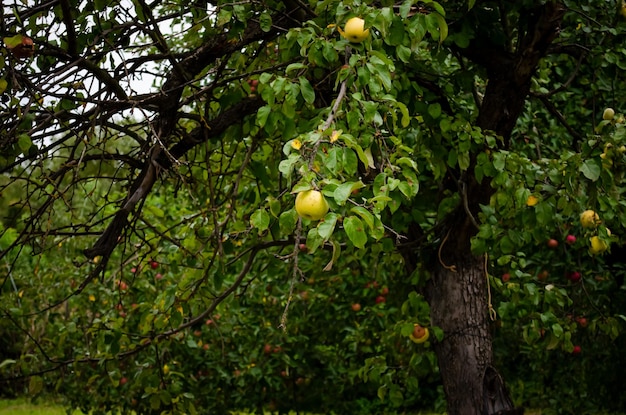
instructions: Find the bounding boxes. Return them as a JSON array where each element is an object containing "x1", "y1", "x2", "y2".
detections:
[{"x1": 2, "y1": 0, "x2": 626, "y2": 414}]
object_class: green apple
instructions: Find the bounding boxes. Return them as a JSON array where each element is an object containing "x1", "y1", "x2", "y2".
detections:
[{"x1": 295, "y1": 190, "x2": 329, "y2": 221}]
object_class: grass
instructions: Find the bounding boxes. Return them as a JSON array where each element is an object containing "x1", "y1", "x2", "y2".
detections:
[{"x1": 0, "y1": 398, "x2": 72, "y2": 415}]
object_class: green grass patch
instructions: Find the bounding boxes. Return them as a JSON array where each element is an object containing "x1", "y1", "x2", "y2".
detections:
[{"x1": 0, "y1": 398, "x2": 72, "y2": 415}]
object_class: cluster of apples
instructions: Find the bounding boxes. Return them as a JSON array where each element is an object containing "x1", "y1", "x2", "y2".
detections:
[{"x1": 580, "y1": 209, "x2": 610, "y2": 255}]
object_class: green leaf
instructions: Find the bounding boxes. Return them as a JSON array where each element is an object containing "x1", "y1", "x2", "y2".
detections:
[
  {"x1": 29, "y1": 376, "x2": 43, "y2": 395},
  {"x1": 344, "y1": 216, "x2": 367, "y2": 249},
  {"x1": 0, "y1": 78, "x2": 7, "y2": 95},
  {"x1": 279, "y1": 209, "x2": 298, "y2": 234},
  {"x1": 278, "y1": 153, "x2": 300, "y2": 177},
  {"x1": 306, "y1": 227, "x2": 324, "y2": 253},
  {"x1": 580, "y1": 159, "x2": 601, "y2": 181},
  {"x1": 0, "y1": 359, "x2": 16, "y2": 370},
  {"x1": 17, "y1": 134, "x2": 32, "y2": 152},
  {"x1": 259, "y1": 11, "x2": 272, "y2": 32},
  {"x1": 285, "y1": 63, "x2": 307, "y2": 74},
  {"x1": 256, "y1": 105, "x2": 271, "y2": 127},
  {"x1": 317, "y1": 213, "x2": 338, "y2": 240},
  {"x1": 250, "y1": 209, "x2": 270, "y2": 232},
  {"x1": 3, "y1": 35, "x2": 23, "y2": 49},
  {"x1": 427, "y1": 103, "x2": 441, "y2": 119},
  {"x1": 323, "y1": 239, "x2": 342, "y2": 271},
  {"x1": 299, "y1": 77, "x2": 315, "y2": 104},
  {"x1": 0, "y1": 227, "x2": 18, "y2": 250},
  {"x1": 333, "y1": 181, "x2": 363, "y2": 206}
]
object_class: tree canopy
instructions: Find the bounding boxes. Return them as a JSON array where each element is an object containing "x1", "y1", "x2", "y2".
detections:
[{"x1": 2, "y1": 0, "x2": 626, "y2": 414}]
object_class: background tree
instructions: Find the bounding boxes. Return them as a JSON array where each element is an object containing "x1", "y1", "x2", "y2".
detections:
[{"x1": 1, "y1": 1, "x2": 626, "y2": 414}]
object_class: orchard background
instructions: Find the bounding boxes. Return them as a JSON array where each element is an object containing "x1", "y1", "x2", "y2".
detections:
[{"x1": 1, "y1": 0, "x2": 626, "y2": 414}]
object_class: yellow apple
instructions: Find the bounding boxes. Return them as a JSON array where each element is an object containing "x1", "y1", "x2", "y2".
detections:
[
  {"x1": 589, "y1": 236, "x2": 609, "y2": 255},
  {"x1": 340, "y1": 17, "x2": 369, "y2": 43},
  {"x1": 295, "y1": 190, "x2": 329, "y2": 221},
  {"x1": 580, "y1": 210, "x2": 600, "y2": 228},
  {"x1": 409, "y1": 324, "x2": 430, "y2": 344},
  {"x1": 603, "y1": 107, "x2": 615, "y2": 120}
]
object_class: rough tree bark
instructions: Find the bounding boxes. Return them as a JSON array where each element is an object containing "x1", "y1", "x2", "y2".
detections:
[{"x1": 413, "y1": 3, "x2": 566, "y2": 415}]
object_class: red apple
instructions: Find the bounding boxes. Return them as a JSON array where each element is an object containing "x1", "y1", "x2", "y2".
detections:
[
  {"x1": 567, "y1": 271, "x2": 582, "y2": 282},
  {"x1": 273, "y1": 346, "x2": 282, "y2": 353},
  {"x1": 193, "y1": 330, "x2": 202, "y2": 337},
  {"x1": 150, "y1": 261, "x2": 158, "y2": 269},
  {"x1": 119, "y1": 281, "x2": 128, "y2": 291},
  {"x1": 10, "y1": 36, "x2": 34, "y2": 59},
  {"x1": 130, "y1": 267, "x2": 137, "y2": 273},
  {"x1": 547, "y1": 238, "x2": 559, "y2": 248},
  {"x1": 380, "y1": 287, "x2": 389, "y2": 296},
  {"x1": 119, "y1": 377, "x2": 128, "y2": 386},
  {"x1": 351, "y1": 303, "x2": 362, "y2": 312},
  {"x1": 155, "y1": 273, "x2": 163, "y2": 280},
  {"x1": 375, "y1": 295, "x2": 386, "y2": 304},
  {"x1": 576, "y1": 317, "x2": 588, "y2": 328},
  {"x1": 571, "y1": 345, "x2": 582, "y2": 355},
  {"x1": 412, "y1": 324, "x2": 427, "y2": 339},
  {"x1": 205, "y1": 319, "x2": 213, "y2": 326},
  {"x1": 263, "y1": 344, "x2": 273, "y2": 355},
  {"x1": 502, "y1": 273, "x2": 511, "y2": 282},
  {"x1": 203, "y1": 343, "x2": 210, "y2": 351},
  {"x1": 537, "y1": 270, "x2": 549, "y2": 281},
  {"x1": 565, "y1": 234, "x2": 576, "y2": 245}
]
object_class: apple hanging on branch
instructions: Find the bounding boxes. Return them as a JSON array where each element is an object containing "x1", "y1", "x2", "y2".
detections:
[
  {"x1": 409, "y1": 324, "x2": 430, "y2": 344},
  {"x1": 3, "y1": 34, "x2": 35, "y2": 60},
  {"x1": 337, "y1": 17, "x2": 370, "y2": 43},
  {"x1": 294, "y1": 189, "x2": 329, "y2": 221}
]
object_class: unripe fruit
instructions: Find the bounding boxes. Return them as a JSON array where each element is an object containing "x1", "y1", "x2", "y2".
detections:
[
  {"x1": 295, "y1": 190, "x2": 329, "y2": 221},
  {"x1": 603, "y1": 108, "x2": 615, "y2": 120}
]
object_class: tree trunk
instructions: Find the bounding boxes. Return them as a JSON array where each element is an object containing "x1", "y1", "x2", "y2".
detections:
[
  {"x1": 425, "y1": 214, "x2": 521, "y2": 415},
  {"x1": 412, "y1": 4, "x2": 566, "y2": 414}
]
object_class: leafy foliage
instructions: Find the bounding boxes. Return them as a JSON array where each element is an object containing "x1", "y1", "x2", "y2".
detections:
[{"x1": 1, "y1": 0, "x2": 626, "y2": 414}]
